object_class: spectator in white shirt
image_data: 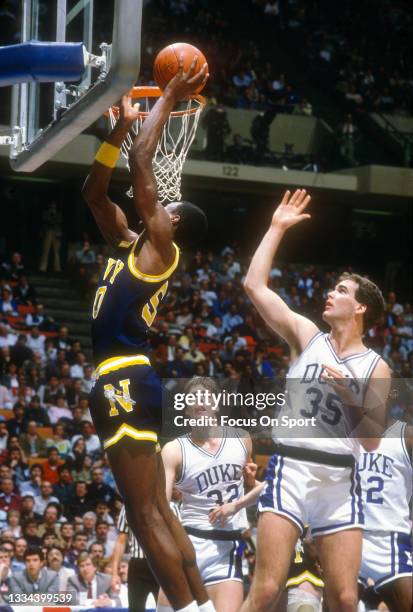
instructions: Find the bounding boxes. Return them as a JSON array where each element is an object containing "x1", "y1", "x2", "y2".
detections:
[
  {"x1": 72, "y1": 422, "x2": 101, "y2": 460},
  {"x1": 229, "y1": 331, "x2": 247, "y2": 352},
  {"x1": 0, "y1": 324, "x2": 17, "y2": 348},
  {"x1": 395, "y1": 314, "x2": 413, "y2": 352},
  {"x1": 70, "y1": 352, "x2": 86, "y2": 379},
  {"x1": 25, "y1": 304, "x2": 45, "y2": 328},
  {"x1": 26, "y1": 327, "x2": 45, "y2": 358},
  {"x1": 33, "y1": 481, "x2": 59, "y2": 516},
  {"x1": 185, "y1": 342, "x2": 205, "y2": 364},
  {"x1": 226, "y1": 255, "x2": 241, "y2": 279},
  {"x1": 81, "y1": 366, "x2": 94, "y2": 395},
  {"x1": 0, "y1": 385, "x2": 13, "y2": 410},
  {"x1": 200, "y1": 281, "x2": 217, "y2": 307},
  {"x1": 222, "y1": 304, "x2": 244, "y2": 333},
  {"x1": 205, "y1": 316, "x2": 225, "y2": 340},
  {"x1": 48, "y1": 396, "x2": 72, "y2": 425},
  {"x1": 0, "y1": 418, "x2": 9, "y2": 452},
  {"x1": 176, "y1": 304, "x2": 193, "y2": 330}
]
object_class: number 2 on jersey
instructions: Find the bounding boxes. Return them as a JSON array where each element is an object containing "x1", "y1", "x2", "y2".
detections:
[{"x1": 366, "y1": 475, "x2": 384, "y2": 504}]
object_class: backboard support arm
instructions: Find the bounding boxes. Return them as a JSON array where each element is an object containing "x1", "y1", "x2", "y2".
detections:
[{"x1": 10, "y1": 0, "x2": 142, "y2": 172}]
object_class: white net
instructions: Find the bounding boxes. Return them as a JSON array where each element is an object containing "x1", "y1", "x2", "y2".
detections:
[{"x1": 108, "y1": 87, "x2": 205, "y2": 203}]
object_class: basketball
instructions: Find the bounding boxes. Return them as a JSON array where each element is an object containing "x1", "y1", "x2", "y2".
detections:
[{"x1": 153, "y1": 42, "x2": 208, "y2": 93}]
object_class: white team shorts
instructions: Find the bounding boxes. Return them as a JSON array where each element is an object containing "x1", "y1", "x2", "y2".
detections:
[
  {"x1": 258, "y1": 452, "x2": 364, "y2": 536},
  {"x1": 359, "y1": 530, "x2": 413, "y2": 591},
  {"x1": 187, "y1": 532, "x2": 244, "y2": 586}
]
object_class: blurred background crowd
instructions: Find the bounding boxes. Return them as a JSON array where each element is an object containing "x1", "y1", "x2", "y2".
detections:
[{"x1": 0, "y1": 240, "x2": 412, "y2": 604}]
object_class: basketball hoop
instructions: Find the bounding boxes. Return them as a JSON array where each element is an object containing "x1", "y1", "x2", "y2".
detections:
[{"x1": 107, "y1": 86, "x2": 205, "y2": 202}]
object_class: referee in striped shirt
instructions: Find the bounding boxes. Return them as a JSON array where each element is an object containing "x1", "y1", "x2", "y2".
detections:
[{"x1": 112, "y1": 504, "x2": 158, "y2": 611}]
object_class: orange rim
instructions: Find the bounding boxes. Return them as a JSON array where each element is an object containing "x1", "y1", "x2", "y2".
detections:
[{"x1": 105, "y1": 86, "x2": 205, "y2": 119}]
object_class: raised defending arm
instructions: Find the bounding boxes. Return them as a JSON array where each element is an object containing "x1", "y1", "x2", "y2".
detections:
[
  {"x1": 244, "y1": 189, "x2": 318, "y2": 358},
  {"x1": 81, "y1": 96, "x2": 141, "y2": 247}
]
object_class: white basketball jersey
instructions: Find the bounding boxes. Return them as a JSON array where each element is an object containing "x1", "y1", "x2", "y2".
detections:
[
  {"x1": 358, "y1": 420, "x2": 412, "y2": 533},
  {"x1": 176, "y1": 431, "x2": 249, "y2": 531},
  {"x1": 275, "y1": 332, "x2": 381, "y2": 457}
]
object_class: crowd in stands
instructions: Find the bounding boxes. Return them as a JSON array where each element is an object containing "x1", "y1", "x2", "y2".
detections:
[
  {"x1": 129, "y1": 0, "x2": 413, "y2": 118},
  {"x1": 0, "y1": 243, "x2": 412, "y2": 603}
]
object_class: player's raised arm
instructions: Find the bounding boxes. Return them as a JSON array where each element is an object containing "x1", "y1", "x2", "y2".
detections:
[
  {"x1": 81, "y1": 96, "x2": 140, "y2": 246},
  {"x1": 128, "y1": 56, "x2": 208, "y2": 263},
  {"x1": 244, "y1": 189, "x2": 318, "y2": 356}
]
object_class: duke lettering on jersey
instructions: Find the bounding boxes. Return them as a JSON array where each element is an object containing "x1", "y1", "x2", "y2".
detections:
[
  {"x1": 274, "y1": 332, "x2": 381, "y2": 457},
  {"x1": 358, "y1": 453, "x2": 395, "y2": 477},
  {"x1": 301, "y1": 363, "x2": 361, "y2": 395},
  {"x1": 177, "y1": 434, "x2": 249, "y2": 531},
  {"x1": 358, "y1": 421, "x2": 412, "y2": 532},
  {"x1": 195, "y1": 463, "x2": 243, "y2": 493}
]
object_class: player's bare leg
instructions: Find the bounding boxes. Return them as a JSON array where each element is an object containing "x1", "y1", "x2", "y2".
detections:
[
  {"x1": 206, "y1": 581, "x2": 244, "y2": 612},
  {"x1": 108, "y1": 441, "x2": 195, "y2": 610},
  {"x1": 155, "y1": 452, "x2": 210, "y2": 606},
  {"x1": 241, "y1": 513, "x2": 300, "y2": 612},
  {"x1": 380, "y1": 576, "x2": 412, "y2": 612},
  {"x1": 315, "y1": 529, "x2": 362, "y2": 612},
  {"x1": 274, "y1": 590, "x2": 287, "y2": 612}
]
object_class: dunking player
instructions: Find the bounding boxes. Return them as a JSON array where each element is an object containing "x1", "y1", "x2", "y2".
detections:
[
  {"x1": 241, "y1": 189, "x2": 390, "y2": 611},
  {"x1": 358, "y1": 415, "x2": 412, "y2": 611},
  {"x1": 82, "y1": 58, "x2": 215, "y2": 612},
  {"x1": 159, "y1": 378, "x2": 257, "y2": 612}
]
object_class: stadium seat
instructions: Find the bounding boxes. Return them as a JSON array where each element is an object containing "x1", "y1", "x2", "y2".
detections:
[{"x1": 37, "y1": 427, "x2": 53, "y2": 438}]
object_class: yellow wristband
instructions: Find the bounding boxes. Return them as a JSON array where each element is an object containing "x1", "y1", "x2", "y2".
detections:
[{"x1": 95, "y1": 141, "x2": 120, "y2": 168}]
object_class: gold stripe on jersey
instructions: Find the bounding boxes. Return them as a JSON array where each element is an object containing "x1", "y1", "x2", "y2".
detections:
[
  {"x1": 127, "y1": 239, "x2": 180, "y2": 283},
  {"x1": 286, "y1": 570, "x2": 324, "y2": 589},
  {"x1": 103, "y1": 423, "x2": 158, "y2": 449},
  {"x1": 118, "y1": 239, "x2": 135, "y2": 248},
  {"x1": 94, "y1": 354, "x2": 150, "y2": 379}
]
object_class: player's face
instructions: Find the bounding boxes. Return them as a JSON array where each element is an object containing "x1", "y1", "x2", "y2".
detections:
[
  {"x1": 186, "y1": 384, "x2": 217, "y2": 420},
  {"x1": 322, "y1": 279, "x2": 366, "y2": 326}
]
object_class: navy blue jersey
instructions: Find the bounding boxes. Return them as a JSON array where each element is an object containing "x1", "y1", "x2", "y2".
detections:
[{"x1": 91, "y1": 235, "x2": 179, "y2": 363}]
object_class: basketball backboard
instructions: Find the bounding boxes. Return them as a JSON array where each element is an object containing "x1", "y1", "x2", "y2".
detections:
[{"x1": 4, "y1": 0, "x2": 142, "y2": 172}]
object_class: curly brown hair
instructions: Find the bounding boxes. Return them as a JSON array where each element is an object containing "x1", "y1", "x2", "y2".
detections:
[{"x1": 338, "y1": 273, "x2": 385, "y2": 331}]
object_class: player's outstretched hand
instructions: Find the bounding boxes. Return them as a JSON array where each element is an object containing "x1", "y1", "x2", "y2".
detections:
[
  {"x1": 271, "y1": 189, "x2": 311, "y2": 231},
  {"x1": 117, "y1": 95, "x2": 140, "y2": 128},
  {"x1": 165, "y1": 54, "x2": 209, "y2": 101},
  {"x1": 243, "y1": 461, "x2": 258, "y2": 487},
  {"x1": 209, "y1": 502, "x2": 237, "y2": 526}
]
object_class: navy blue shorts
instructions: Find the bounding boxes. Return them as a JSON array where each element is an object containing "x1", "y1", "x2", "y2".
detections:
[{"x1": 89, "y1": 355, "x2": 162, "y2": 450}]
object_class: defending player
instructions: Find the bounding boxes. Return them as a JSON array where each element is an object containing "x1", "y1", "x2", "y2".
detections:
[
  {"x1": 211, "y1": 497, "x2": 323, "y2": 612},
  {"x1": 82, "y1": 58, "x2": 215, "y2": 612},
  {"x1": 159, "y1": 378, "x2": 257, "y2": 612},
  {"x1": 240, "y1": 189, "x2": 390, "y2": 612},
  {"x1": 358, "y1": 416, "x2": 412, "y2": 611}
]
